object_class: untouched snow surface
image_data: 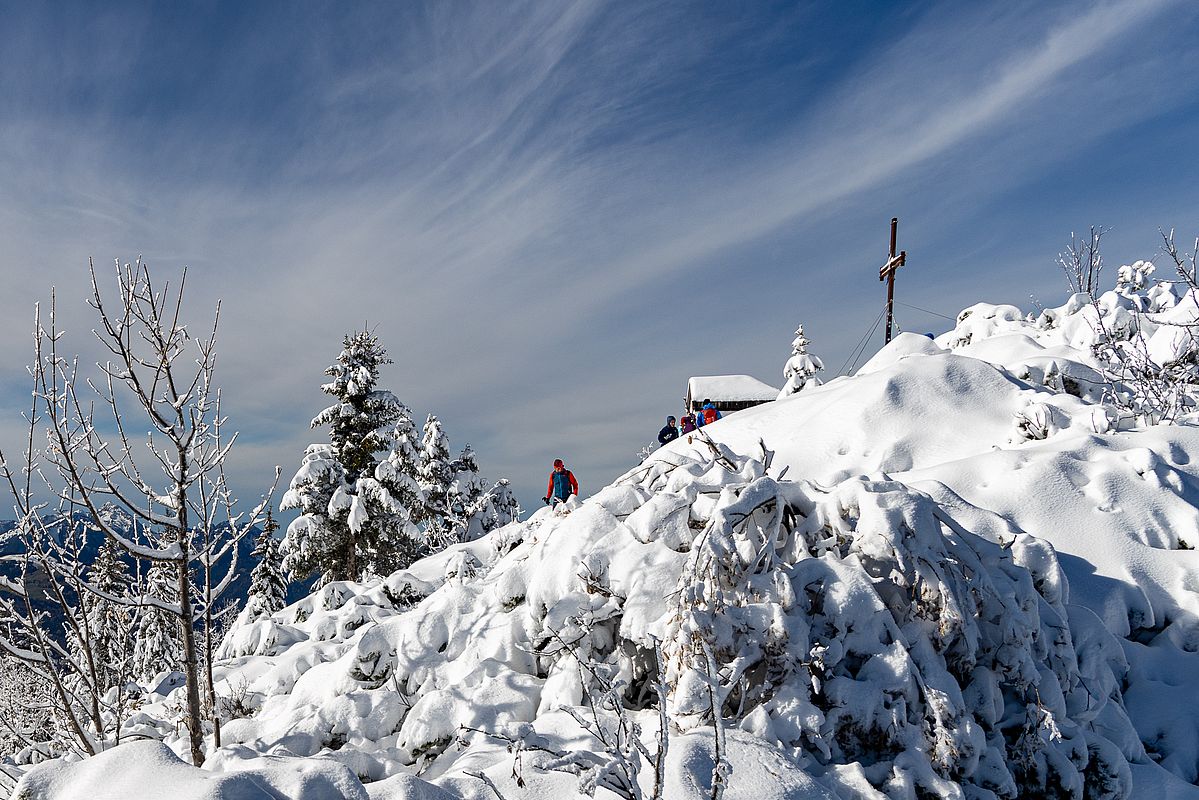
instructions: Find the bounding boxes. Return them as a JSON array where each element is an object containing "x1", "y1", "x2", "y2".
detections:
[{"x1": 14, "y1": 286, "x2": 1199, "y2": 799}]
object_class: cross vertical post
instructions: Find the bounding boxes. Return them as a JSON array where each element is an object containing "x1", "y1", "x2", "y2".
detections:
[{"x1": 879, "y1": 216, "x2": 906, "y2": 345}]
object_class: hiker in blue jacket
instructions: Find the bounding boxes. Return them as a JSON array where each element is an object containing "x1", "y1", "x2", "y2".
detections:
[{"x1": 696, "y1": 400, "x2": 721, "y2": 427}]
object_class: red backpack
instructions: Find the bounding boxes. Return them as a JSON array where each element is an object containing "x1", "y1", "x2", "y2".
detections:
[{"x1": 703, "y1": 407, "x2": 719, "y2": 425}]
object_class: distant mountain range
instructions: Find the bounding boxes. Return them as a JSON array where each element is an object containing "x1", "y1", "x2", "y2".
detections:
[{"x1": 0, "y1": 504, "x2": 311, "y2": 629}]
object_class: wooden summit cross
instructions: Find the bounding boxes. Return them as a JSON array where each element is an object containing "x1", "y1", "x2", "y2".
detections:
[{"x1": 879, "y1": 216, "x2": 906, "y2": 345}]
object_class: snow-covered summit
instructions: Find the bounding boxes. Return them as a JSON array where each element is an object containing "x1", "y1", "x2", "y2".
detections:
[{"x1": 16, "y1": 281, "x2": 1199, "y2": 799}]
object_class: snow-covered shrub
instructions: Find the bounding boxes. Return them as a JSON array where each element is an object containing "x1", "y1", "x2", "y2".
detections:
[
  {"x1": 1115, "y1": 260, "x2": 1155, "y2": 295},
  {"x1": 648, "y1": 448, "x2": 1136, "y2": 799}
]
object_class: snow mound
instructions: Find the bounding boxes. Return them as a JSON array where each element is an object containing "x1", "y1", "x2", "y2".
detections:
[{"x1": 11, "y1": 740, "x2": 372, "y2": 799}]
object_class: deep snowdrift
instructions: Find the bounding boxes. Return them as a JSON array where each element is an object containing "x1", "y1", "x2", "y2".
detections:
[{"x1": 14, "y1": 286, "x2": 1199, "y2": 799}]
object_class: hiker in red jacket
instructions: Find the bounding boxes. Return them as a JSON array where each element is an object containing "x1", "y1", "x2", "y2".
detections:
[{"x1": 544, "y1": 459, "x2": 579, "y2": 505}]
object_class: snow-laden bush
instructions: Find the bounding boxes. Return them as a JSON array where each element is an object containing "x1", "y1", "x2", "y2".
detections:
[
  {"x1": 637, "y1": 440, "x2": 1136, "y2": 799},
  {"x1": 940, "y1": 239, "x2": 1199, "y2": 428}
]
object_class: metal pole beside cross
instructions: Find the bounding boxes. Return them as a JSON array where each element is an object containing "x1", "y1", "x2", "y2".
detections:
[{"x1": 878, "y1": 216, "x2": 906, "y2": 345}]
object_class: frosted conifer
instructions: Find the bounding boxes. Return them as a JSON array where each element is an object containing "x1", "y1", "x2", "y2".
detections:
[
  {"x1": 365, "y1": 414, "x2": 425, "y2": 572},
  {"x1": 418, "y1": 415, "x2": 454, "y2": 504},
  {"x1": 478, "y1": 478, "x2": 522, "y2": 535},
  {"x1": 132, "y1": 560, "x2": 181, "y2": 684},
  {"x1": 777, "y1": 323, "x2": 824, "y2": 398},
  {"x1": 375, "y1": 415, "x2": 423, "y2": 516},
  {"x1": 312, "y1": 331, "x2": 405, "y2": 482},
  {"x1": 280, "y1": 444, "x2": 348, "y2": 585},
  {"x1": 246, "y1": 513, "x2": 288, "y2": 621},
  {"x1": 417, "y1": 415, "x2": 455, "y2": 543},
  {"x1": 85, "y1": 538, "x2": 133, "y2": 691},
  {"x1": 64, "y1": 536, "x2": 133, "y2": 703},
  {"x1": 281, "y1": 331, "x2": 405, "y2": 584},
  {"x1": 418, "y1": 418, "x2": 490, "y2": 547}
]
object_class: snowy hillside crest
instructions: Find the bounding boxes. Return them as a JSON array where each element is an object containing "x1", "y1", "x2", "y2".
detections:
[{"x1": 14, "y1": 266, "x2": 1199, "y2": 798}]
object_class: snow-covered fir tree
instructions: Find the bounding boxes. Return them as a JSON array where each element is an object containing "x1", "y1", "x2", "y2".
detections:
[
  {"x1": 279, "y1": 444, "x2": 348, "y2": 585},
  {"x1": 446, "y1": 445, "x2": 484, "y2": 533},
  {"x1": 374, "y1": 415, "x2": 424, "y2": 520},
  {"x1": 245, "y1": 513, "x2": 288, "y2": 621},
  {"x1": 777, "y1": 323, "x2": 824, "y2": 398},
  {"x1": 463, "y1": 478, "x2": 522, "y2": 540},
  {"x1": 485, "y1": 479, "x2": 522, "y2": 531},
  {"x1": 132, "y1": 560, "x2": 180, "y2": 685},
  {"x1": 343, "y1": 400, "x2": 432, "y2": 577},
  {"x1": 417, "y1": 417, "x2": 488, "y2": 547},
  {"x1": 312, "y1": 330, "x2": 406, "y2": 482},
  {"x1": 281, "y1": 331, "x2": 406, "y2": 584},
  {"x1": 363, "y1": 414, "x2": 426, "y2": 573},
  {"x1": 418, "y1": 415, "x2": 453, "y2": 513},
  {"x1": 417, "y1": 415, "x2": 455, "y2": 545},
  {"x1": 78, "y1": 538, "x2": 132, "y2": 694},
  {"x1": 446, "y1": 475, "x2": 487, "y2": 543}
]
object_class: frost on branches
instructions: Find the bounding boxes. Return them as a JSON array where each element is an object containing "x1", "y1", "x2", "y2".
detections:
[
  {"x1": 945, "y1": 230, "x2": 1199, "y2": 428},
  {"x1": 778, "y1": 324, "x2": 824, "y2": 399}
]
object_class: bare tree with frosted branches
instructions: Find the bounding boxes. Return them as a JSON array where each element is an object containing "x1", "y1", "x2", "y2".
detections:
[
  {"x1": 0, "y1": 259, "x2": 277, "y2": 765},
  {"x1": 1057, "y1": 225, "x2": 1107, "y2": 295}
]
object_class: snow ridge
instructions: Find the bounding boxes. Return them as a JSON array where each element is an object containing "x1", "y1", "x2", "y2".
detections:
[{"x1": 15, "y1": 279, "x2": 1199, "y2": 799}]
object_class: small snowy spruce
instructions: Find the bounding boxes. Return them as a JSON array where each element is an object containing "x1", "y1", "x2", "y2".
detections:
[
  {"x1": 360, "y1": 414, "x2": 427, "y2": 573},
  {"x1": 418, "y1": 414, "x2": 454, "y2": 527},
  {"x1": 777, "y1": 323, "x2": 824, "y2": 398},
  {"x1": 417, "y1": 415, "x2": 485, "y2": 548},
  {"x1": 480, "y1": 478, "x2": 522, "y2": 534},
  {"x1": 245, "y1": 512, "x2": 288, "y2": 621},
  {"x1": 279, "y1": 444, "x2": 349, "y2": 585},
  {"x1": 131, "y1": 559, "x2": 181, "y2": 684},
  {"x1": 75, "y1": 537, "x2": 133, "y2": 694}
]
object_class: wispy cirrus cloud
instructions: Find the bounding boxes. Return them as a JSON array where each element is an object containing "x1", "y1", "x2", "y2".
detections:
[{"x1": 0, "y1": 0, "x2": 1194, "y2": 506}]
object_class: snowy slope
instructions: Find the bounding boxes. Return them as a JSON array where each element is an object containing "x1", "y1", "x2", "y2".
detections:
[{"x1": 15, "y1": 286, "x2": 1199, "y2": 799}]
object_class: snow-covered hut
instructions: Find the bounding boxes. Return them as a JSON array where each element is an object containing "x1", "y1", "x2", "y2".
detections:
[{"x1": 686, "y1": 374, "x2": 778, "y2": 414}]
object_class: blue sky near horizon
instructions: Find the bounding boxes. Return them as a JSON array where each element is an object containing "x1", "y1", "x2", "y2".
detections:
[{"x1": 1, "y1": 0, "x2": 1198, "y2": 511}]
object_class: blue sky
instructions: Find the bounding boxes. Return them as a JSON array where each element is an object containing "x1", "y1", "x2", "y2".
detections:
[{"x1": 1, "y1": 0, "x2": 1198, "y2": 510}]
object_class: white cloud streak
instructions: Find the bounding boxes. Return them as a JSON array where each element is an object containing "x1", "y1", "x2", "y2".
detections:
[{"x1": 0, "y1": 0, "x2": 1192, "y2": 507}]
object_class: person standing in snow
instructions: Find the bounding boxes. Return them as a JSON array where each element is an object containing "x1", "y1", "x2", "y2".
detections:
[
  {"x1": 696, "y1": 399, "x2": 722, "y2": 427},
  {"x1": 544, "y1": 458, "x2": 579, "y2": 506},
  {"x1": 680, "y1": 410, "x2": 697, "y2": 434},
  {"x1": 658, "y1": 416, "x2": 679, "y2": 446}
]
